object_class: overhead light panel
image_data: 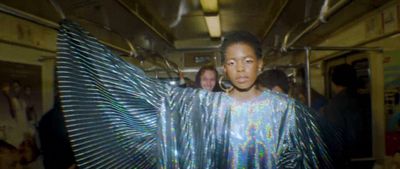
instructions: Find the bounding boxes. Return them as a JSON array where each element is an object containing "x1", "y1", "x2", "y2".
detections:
[
  {"x1": 205, "y1": 15, "x2": 221, "y2": 38},
  {"x1": 200, "y1": 0, "x2": 219, "y2": 13},
  {"x1": 200, "y1": 0, "x2": 221, "y2": 38}
]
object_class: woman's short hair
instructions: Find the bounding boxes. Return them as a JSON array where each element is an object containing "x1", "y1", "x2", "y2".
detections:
[{"x1": 220, "y1": 31, "x2": 262, "y2": 62}]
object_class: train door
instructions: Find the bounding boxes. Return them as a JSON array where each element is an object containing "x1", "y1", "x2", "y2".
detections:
[{"x1": 324, "y1": 52, "x2": 374, "y2": 166}]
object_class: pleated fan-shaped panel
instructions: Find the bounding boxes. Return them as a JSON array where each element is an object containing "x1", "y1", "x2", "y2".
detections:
[{"x1": 57, "y1": 20, "x2": 163, "y2": 169}]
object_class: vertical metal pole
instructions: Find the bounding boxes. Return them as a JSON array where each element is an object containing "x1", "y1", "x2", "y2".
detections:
[{"x1": 305, "y1": 47, "x2": 312, "y2": 107}]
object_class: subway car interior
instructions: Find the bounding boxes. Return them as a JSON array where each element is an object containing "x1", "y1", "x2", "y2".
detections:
[{"x1": 0, "y1": 0, "x2": 400, "y2": 168}]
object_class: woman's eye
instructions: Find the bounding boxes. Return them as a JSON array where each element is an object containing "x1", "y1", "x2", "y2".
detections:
[
  {"x1": 226, "y1": 61, "x2": 235, "y2": 66},
  {"x1": 245, "y1": 59, "x2": 254, "y2": 64}
]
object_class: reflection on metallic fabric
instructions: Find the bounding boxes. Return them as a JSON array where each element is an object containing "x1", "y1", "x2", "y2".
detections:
[{"x1": 57, "y1": 20, "x2": 333, "y2": 169}]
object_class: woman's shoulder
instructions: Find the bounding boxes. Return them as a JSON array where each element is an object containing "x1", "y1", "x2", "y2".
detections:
[{"x1": 262, "y1": 90, "x2": 294, "y2": 104}]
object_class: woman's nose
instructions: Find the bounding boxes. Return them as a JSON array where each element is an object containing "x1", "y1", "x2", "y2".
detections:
[{"x1": 236, "y1": 62, "x2": 244, "y2": 72}]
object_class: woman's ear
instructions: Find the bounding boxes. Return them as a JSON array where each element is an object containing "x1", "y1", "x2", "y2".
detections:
[{"x1": 258, "y1": 60, "x2": 264, "y2": 72}]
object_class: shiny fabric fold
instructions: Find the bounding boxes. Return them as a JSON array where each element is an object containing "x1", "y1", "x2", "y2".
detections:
[
  {"x1": 57, "y1": 20, "x2": 333, "y2": 169},
  {"x1": 57, "y1": 20, "x2": 229, "y2": 169}
]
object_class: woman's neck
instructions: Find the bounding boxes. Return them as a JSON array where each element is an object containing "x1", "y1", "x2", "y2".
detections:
[{"x1": 229, "y1": 85, "x2": 262, "y2": 102}]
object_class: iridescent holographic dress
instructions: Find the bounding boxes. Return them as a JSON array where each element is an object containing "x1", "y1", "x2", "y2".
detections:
[{"x1": 57, "y1": 20, "x2": 332, "y2": 169}]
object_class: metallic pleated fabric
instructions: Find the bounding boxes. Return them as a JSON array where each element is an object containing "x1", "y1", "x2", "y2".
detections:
[{"x1": 57, "y1": 20, "x2": 333, "y2": 169}]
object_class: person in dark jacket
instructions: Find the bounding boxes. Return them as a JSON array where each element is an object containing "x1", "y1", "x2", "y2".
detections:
[
  {"x1": 323, "y1": 64, "x2": 365, "y2": 168},
  {"x1": 38, "y1": 96, "x2": 76, "y2": 169}
]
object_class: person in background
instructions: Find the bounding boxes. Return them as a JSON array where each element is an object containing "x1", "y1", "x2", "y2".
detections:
[
  {"x1": 194, "y1": 65, "x2": 220, "y2": 92},
  {"x1": 38, "y1": 96, "x2": 76, "y2": 169},
  {"x1": 177, "y1": 71, "x2": 195, "y2": 88},
  {"x1": 6, "y1": 81, "x2": 32, "y2": 134},
  {"x1": 323, "y1": 64, "x2": 364, "y2": 168},
  {"x1": 18, "y1": 136, "x2": 42, "y2": 169},
  {"x1": 1, "y1": 81, "x2": 35, "y2": 147},
  {"x1": 23, "y1": 86, "x2": 37, "y2": 125},
  {"x1": 292, "y1": 85, "x2": 327, "y2": 112},
  {"x1": 0, "y1": 140, "x2": 21, "y2": 169},
  {"x1": 257, "y1": 69, "x2": 289, "y2": 94},
  {"x1": 1, "y1": 82, "x2": 15, "y2": 118},
  {"x1": 291, "y1": 67, "x2": 327, "y2": 112}
]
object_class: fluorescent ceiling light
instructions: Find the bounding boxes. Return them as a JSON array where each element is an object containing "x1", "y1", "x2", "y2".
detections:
[
  {"x1": 200, "y1": 0, "x2": 219, "y2": 13},
  {"x1": 205, "y1": 15, "x2": 221, "y2": 38},
  {"x1": 200, "y1": 0, "x2": 220, "y2": 38}
]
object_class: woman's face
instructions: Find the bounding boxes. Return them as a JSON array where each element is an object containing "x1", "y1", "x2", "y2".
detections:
[
  {"x1": 200, "y1": 70, "x2": 217, "y2": 91},
  {"x1": 223, "y1": 43, "x2": 263, "y2": 91}
]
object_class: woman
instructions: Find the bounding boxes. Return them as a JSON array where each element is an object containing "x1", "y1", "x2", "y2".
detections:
[
  {"x1": 57, "y1": 21, "x2": 332, "y2": 168},
  {"x1": 194, "y1": 65, "x2": 219, "y2": 91}
]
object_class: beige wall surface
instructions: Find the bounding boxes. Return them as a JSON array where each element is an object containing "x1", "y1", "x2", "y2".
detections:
[{"x1": 0, "y1": 13, "x2": 57, "y2": 115}]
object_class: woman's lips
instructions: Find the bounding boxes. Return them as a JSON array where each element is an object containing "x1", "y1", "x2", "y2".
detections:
[{"x1": 236, "y1": 76, "x2": 249, "y2": 83}]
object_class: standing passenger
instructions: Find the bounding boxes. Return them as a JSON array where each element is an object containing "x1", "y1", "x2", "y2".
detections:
[
  {"x1": 257, "y1": 69, "x2": 289, "y2": 94},
  {"x1": 293, "y1": 85, "x2": 327, "y2": 112},
  {"x1": 194, "y1": 65, "x2": 219, "y2": 91},
  {"x1": 323, "y1": 64, "x2": 364, "y2": 168}
]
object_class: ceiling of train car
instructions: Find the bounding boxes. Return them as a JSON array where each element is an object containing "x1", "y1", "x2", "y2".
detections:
[
  {"x1": 0, "y1": 0, "x2": 391, "y2": 57},
  {"x1": 262, "y1": 0, "x2": 387, "y2": 57},
  {"x1": 134, "y1": 0, "x2": 288, "y2": 40}
]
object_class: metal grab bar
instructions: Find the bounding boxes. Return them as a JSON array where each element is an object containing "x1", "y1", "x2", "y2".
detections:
[
  {"x1": 288, "y1": 45, "x2": 382, "y2": 108},
  {"x1": 281, "y1": 0, "x2": 351, "y2": 51}
]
